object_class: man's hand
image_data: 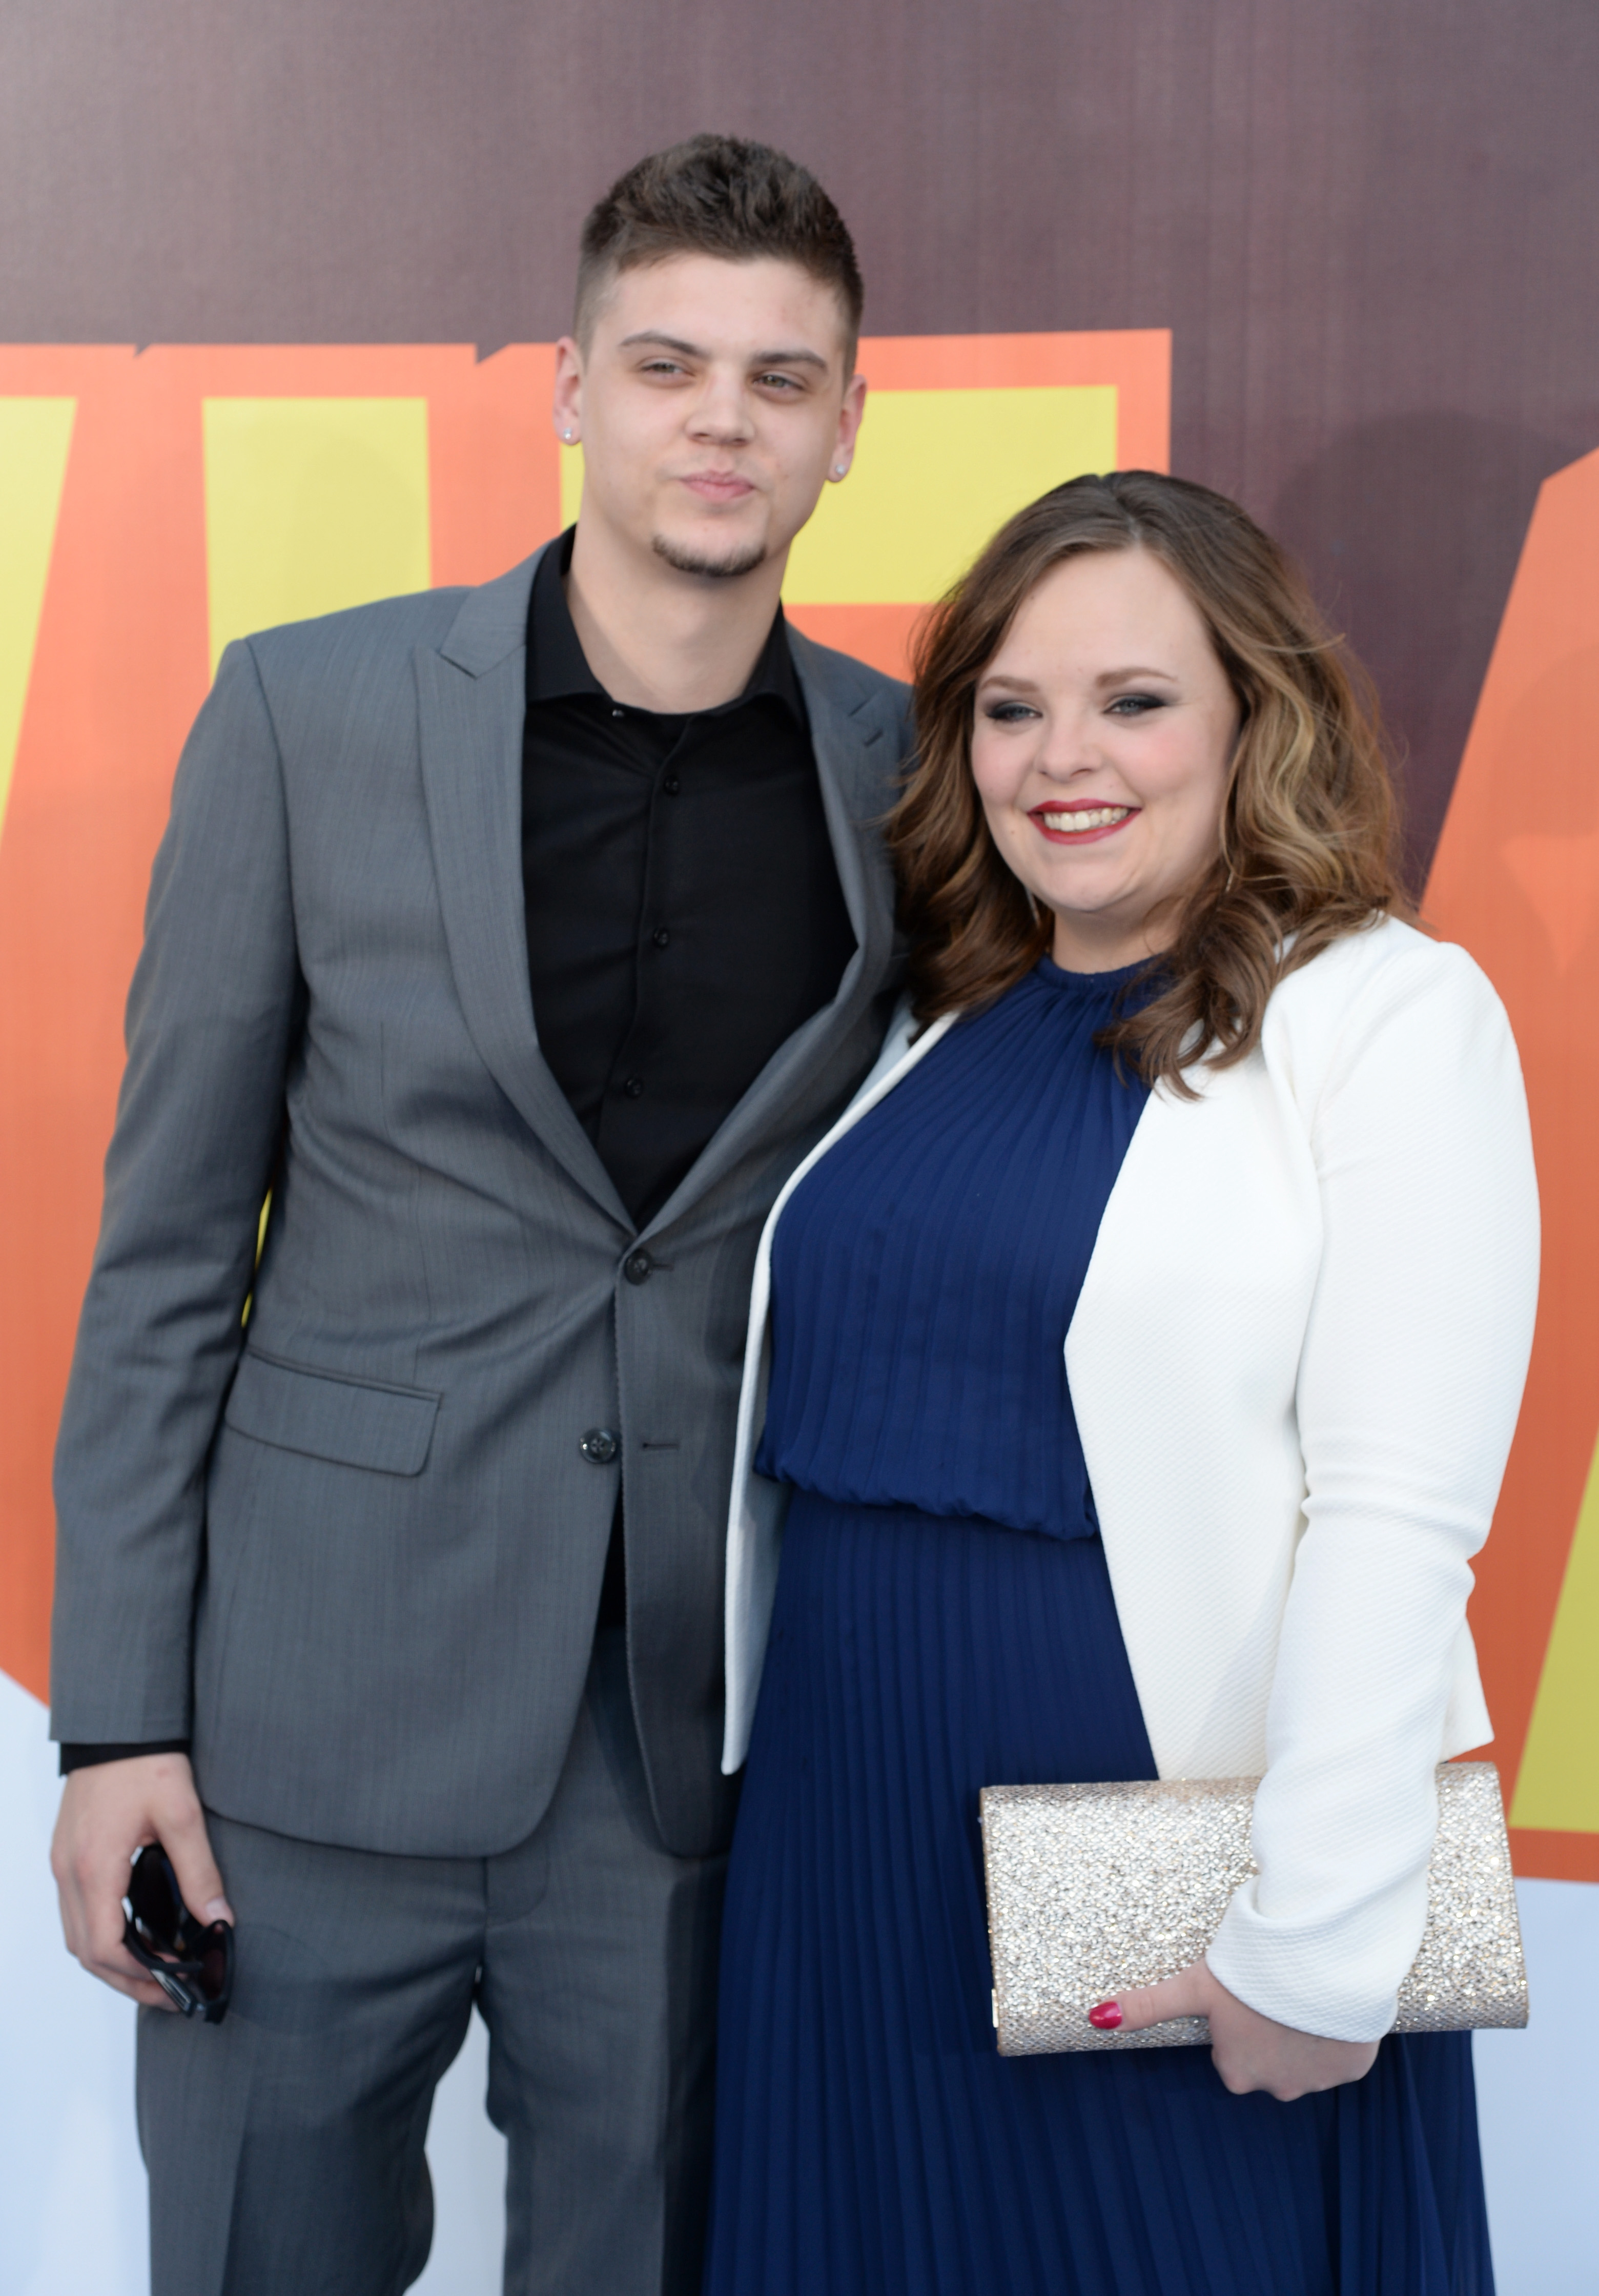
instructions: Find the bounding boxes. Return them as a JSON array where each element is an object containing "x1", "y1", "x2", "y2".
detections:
[
  {"x1": 1093, "y1": 1959, "x2": 1380, "y2": 2100},
  {"x1": 51, "y1": 1753, "x2": 233, "y2": 2009}
]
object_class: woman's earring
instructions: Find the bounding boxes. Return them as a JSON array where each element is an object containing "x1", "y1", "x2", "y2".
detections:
[{"x1": 562, "y1": 429, "x2": 576, "y2": 443}]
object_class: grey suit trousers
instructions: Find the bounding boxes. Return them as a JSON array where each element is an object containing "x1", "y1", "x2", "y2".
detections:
[{"x1": 137, "y1": 1630, "x2": 726, "y2": 2296}]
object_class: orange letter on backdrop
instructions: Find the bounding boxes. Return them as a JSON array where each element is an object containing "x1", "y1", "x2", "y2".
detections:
[{"x1": 1425, "y1": 441, "x2": 1599, "y2": 1881}]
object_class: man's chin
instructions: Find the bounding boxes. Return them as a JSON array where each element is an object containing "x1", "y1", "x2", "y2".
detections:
[{"x1": 650, "y1": 530, "x2": 770, "y2": 581}]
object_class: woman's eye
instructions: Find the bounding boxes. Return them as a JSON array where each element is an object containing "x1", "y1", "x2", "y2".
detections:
[
  {"x1": 1106, "y1": 693, "x2": 1165, "y2": 717},
  {"x1": 981, "y1": 701, "x2": 1039, "y2": 724}
]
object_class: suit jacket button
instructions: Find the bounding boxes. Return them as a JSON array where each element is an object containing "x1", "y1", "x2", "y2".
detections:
[
  {"x1": 581, "y1": 1428, "x2": 620, "y2": 1465},
  {"x1": 623, "y1": 1250, "x2": 654, "y2": 1285}
]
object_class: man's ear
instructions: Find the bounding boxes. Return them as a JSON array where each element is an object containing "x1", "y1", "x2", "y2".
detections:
[
  {"x1": 552, "y1": 336, "x2": 584, "y2": 447},
  {"x1": 830, "y1": 371, "x2": 868, "y2": 482}
]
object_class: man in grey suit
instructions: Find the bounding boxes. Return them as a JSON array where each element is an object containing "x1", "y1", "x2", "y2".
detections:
[{"x1": 49, "y1": 134, "x2": 907, "y2": 2295}]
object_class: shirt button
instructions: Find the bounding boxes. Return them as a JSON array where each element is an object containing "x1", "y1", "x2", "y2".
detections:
[
  {"x1": 663, "y1": 775, "x2": 681, "y2": 794},
  {"x1": 652, "y1": 927, "x2": 670, "y2": 949},
  {"x1": 580, "y1": 1427, "x2": 620, "y2": 1465},
  {"x1": 623, "y1": 1076, "x2": 645, "y2": 1098},
  {"x1": 624, "y1": 1250, "x2": 654, "y2": 1285},
  {"x1": 611, "y1": 706, "x2": 625, "y2": 719}
]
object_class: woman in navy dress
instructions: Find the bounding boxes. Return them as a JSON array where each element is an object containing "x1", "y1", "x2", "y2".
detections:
[{"x1": 702, "y1": 474, "x2": 1539, "y2": 2295}]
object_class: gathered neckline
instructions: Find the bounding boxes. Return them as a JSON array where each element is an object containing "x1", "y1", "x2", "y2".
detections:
[{"x1": 1035, "y1": 954, "x2": 1153, "y2": 995}]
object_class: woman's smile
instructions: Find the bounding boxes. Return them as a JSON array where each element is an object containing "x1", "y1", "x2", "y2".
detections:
[{"x1": 1029, "y1": 803, "x2": 1140, "y2": 844}]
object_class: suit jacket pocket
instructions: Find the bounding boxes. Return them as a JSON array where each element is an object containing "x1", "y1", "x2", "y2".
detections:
[{"x1": 223, "y1": 1349, "x2": 441, "y2": 1476}]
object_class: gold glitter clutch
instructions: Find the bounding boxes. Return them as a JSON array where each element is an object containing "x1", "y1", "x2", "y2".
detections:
[{"x1": 979, "y1": 1762, "x2": 1528, "y2": 2054}]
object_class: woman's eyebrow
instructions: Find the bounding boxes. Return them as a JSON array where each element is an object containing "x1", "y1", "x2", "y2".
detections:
[{"x1": 976, "y1": 665, "x2": 1181, "y2": 695}]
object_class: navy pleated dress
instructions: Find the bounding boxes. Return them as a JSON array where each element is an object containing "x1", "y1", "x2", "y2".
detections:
[{"x1": 704, "y1": 957, "x2": 1494, "y2": 2296}]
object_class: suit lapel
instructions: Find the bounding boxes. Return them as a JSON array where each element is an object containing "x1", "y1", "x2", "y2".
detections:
[
  {"x1": 798, "y1": 633, "x2": 900, "y2": 983},
  {"x1": 637, "y1": 636, "x2": 905, "y2": 1235},
  {"x1": 416, "y1": 548, "x2": 633, "y2": 1230}
]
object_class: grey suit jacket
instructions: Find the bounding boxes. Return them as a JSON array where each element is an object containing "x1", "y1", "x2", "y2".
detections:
[{"x1": 49, "y1": 547, "x2": 909, "y2": 1860}]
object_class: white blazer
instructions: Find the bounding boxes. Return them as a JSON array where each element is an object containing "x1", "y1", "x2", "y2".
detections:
[{"x1": 722, "y1": 917, "x2": 1539, "y2": 2041}]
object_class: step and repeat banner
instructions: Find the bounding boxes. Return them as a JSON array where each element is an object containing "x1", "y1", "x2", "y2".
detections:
[{"x1": 1, "y1": 2, "x2": 1596, "y2": 2290}]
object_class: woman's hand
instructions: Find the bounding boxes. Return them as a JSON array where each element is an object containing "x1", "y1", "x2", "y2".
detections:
[{"x1": 1090, "y1": 1961, "x2": 1380, "y2": 2100}]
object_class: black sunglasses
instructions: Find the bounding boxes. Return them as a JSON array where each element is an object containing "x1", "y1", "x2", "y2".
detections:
[{"x1": 122, "y1": 1843, "x2": 234, "y2": 2023}]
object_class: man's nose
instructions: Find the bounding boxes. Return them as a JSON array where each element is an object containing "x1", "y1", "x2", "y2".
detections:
[{"x1": 688, "y1": 373, "x2": 755, "y2": 443}]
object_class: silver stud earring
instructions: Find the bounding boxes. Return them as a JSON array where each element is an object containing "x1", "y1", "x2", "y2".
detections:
[
  {"x1": 563, "y1": 429, "x2": 576, "y2": 442},
  {"x1": 833, "y1": 463, "x2": 847, "y2": 477}
]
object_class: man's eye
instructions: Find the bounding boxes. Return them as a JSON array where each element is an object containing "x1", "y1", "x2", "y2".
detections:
[{"x1": 754, "y1": 372, "x2": 802, "y2": 391}]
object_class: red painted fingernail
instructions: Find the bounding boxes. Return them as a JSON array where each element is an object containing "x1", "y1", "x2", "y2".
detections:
[{"x1": 1088, "y1": 2001, "x2": 1123, "y2": 2030}]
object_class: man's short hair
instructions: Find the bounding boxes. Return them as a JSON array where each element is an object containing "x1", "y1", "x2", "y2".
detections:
[{"x1": 576, "y1": 134, "x2": 864, "y2": 364}]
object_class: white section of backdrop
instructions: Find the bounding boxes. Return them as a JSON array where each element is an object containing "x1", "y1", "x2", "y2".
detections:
[{"x1": 3, "y1": 1664, "x2": 1595, "y2": 2295}]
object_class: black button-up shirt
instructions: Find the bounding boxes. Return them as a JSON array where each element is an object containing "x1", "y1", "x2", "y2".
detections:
[{"x1": 522, "y1": 531, "x2": 857, "y2": 1228}]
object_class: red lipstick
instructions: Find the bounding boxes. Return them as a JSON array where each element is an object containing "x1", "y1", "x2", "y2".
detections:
[{"x1": 1028, "y1": 803, "x2": 1139, "y2": 846}]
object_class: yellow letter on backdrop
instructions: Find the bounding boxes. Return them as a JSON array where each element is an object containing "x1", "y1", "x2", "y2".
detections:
[
  {"x1": 0, "y1": 398, "x2": 77, "y2": 846},
  {"x1": 202, "y1": 397, "x2": 431, "y2": 672}
]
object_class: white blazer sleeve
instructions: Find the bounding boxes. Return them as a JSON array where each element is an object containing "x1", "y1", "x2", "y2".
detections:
[{"x1": 1205, "y1": 939, "x2": 1539, "y2": 2039}]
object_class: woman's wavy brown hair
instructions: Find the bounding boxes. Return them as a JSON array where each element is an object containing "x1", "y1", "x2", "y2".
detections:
[{"x1": 889, "y1": 469, "x2": 1407, "y2": 1088}]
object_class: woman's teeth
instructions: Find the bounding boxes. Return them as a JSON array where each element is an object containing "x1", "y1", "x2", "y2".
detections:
[{"x1": 1040, "y1": 806, "x2": 1133, "y2": 831}]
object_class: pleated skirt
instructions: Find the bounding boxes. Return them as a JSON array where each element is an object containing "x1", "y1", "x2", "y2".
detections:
[{"x1": 703, "y1": 1494, "x2": 1495, "y2": 2296}]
